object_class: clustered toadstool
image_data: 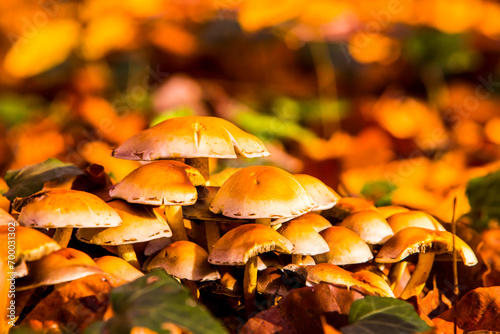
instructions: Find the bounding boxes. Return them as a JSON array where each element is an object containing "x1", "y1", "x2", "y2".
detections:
[{"x1": 3, "y1": 115, "x2": 480, "y2": 329}]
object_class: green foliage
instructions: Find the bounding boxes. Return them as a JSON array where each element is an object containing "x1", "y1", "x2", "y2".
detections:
[
  {"x1": 403, "y1": 29, "x2": 479, "y2": 73},
  {"x1": 466, "y1": 169, "x2": 500, "y2": 231},
  {"x1": 342, "y1": 296, "x2": 432, "y2": 334},
  {"x1": 361, "y1": 180, "x2": 397, "y2": 207},
  {"x1": 0, "y1": 93, "x2": 46, "y2": 127},
  {"x1": 150, "y1": 107, "x2": 195, "y2": 126},
  {"x1": 85, "y1": 269, "x2": 227, "y2": 334},
  {"x1": 3, "y1": 158, "x2": 83, "y2": 201}
]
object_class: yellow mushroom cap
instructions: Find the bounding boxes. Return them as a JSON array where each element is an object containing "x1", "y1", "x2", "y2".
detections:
[
  {"x1": 147, "y1": 241, "x2": 220, "y2": 282},
  {"x1": 287, "y1": 213, "x2": 332, "y2": 232},
  {"x1": 17, "y1": 248, "x2": 103, "y2": 291},
  {"x1": 293, "y1": 174, "x2": 340, "y2": 211},
  {"x1": 16, "y1": 189, "x2": 122, "y2": 228},
  {"x1": 351, "y1": 270, "x2": 394, "y2": 298},
  {"x1": 315, "y1": 226, "x2": 373, "y2": 265},
  {"x1": 323, "y1": 197, "x2": 378, "y2": 220},
  {"x1": 209, "y1": 166, "x2": 316, "y2": 219},
  {"x1": 1, "y1": 226, "x2": 60, "y2": 262},
  {"x1": 76, "y1": 200, "x2": 172, "y2": 245},
  {"x1": 95, "y1": 256, "x2": 144, "y2": 282},
  {"x1": 375, "y1": 227, "x2": 478, "y2": 265},
  {"x1": 277, "y1": 220, "x2": 329, "y2": 256},
  {"x1": 0, "y1": 208, "x2": 17, "y2": 226},
  {"x1": 340, "y1": 210, "x2": 394, "y2": 245},
  {"x1": 208, "y1": 224, "x2": 294, "y2": 266},
  {"x1": 109, "y1": 160, "x2": 205, "y2": 206},
  {"x1": 377, "y1": 205, "x2": 410, "y2": 219},
  {"x1": 387, "y1": 211, "x2": 446, "y2": 233},
  {"x1": 112, "y1": 116, "x2": 270, "y2": 160}
]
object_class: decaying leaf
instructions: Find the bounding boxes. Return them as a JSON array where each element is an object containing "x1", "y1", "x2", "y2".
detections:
[
  {"x1": 4, "y1": 158, "x2": 83, "y2": 201},
  {"x1": 435, "y1": 286, "x2": 500, "y2": 332},
  {"x1": 242, "y1": 283, "x2": 365, "y2": 334}
]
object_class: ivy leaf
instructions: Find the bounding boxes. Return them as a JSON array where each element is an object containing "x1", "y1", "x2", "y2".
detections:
[
  {"x1": 342, "y1": 296, "x2": 431, "y2": 334},
  {"x1": 86, "y1": 269, "x2": 227, "y2": 334},
  {"x1": 3, "y1": 158, "x2": 83, "y2": 201},
  {"x1": 466, "y1": 169, "x2": 500, "y2": 231}
]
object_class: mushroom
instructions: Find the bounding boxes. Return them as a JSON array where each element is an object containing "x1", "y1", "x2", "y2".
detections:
[
  {"x1": 77, "y1": 199, "x2": 172, "y2": 269},
  {"x1": 340, "y1": 210, "x2": 394, "y2": 246},
  {"x1": 385, "y1": 211, "x2": 446, "y2": 292},
  {"x1": 109, "y1": 160, "x2": 204, "y2": 241},
  {"x1": 146, "y1": 240, "x2": 220, "y2": 298},
  {"x1": 8, "y1": 226, "x2": 60, "y2": 262},
  {"x1": 375, "y1": 227, "x2": 478, "y2": 299},
  {"x1": 111, "y1": 116, "x2": 270, "y2": 181},
  {"x1": 286, "y1": 212, "x2": 332, "y2": 232},
  {"x1": 14, "y1": 189, "x2": 122, "y2": 247},
  {"x1": 377, "y1": 205, "x2": 410, "y2": 219},
  {"x1": 0, "y1": 208, "x2": 17, "y2": 226},
  {"x1": 293, "y1": 174, "x2": 340, "y2": 211},
  {"x1": 209, "y1": 166, "x2": 316, "y2": 227},
  {"x1": 322, "y1": 197, "x2": 378, "y2": 221},
  {"x1": 277, "y1": 219, "x2": 329, "y2": 265},
  {"x1": 315, "y1": 226, "x2": 373, "y2": 265},
  {"x1": 208, "y1": 224, "x2": 293, "y2": 315},
  {"x1": 95, "y1": 256, "x2": 144, "y2": 283},
  {"x1": 16, "y1": 248, "x2": 103, "y2": 291}
]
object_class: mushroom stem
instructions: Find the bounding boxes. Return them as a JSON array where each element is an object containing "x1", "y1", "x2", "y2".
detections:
[
  {"x1": 185, "y1": 157, "x2": 209, "y2": 182},
  {"x1": 117, "y1": 244, "x2": 141, "y2": 270},
  {"x1": 165, "y1": 206, "x2": 188, "y2": 241},
  {"x1": 388, "y1": 261, "x2": 408, "y2": 294},
  {"x1": 52, "y1": 228, "x2": 73, "y2": 247},
  {"x1": 400, "y1": 252, "x2": 435, "y2": 300},
  {"x1": 292, "y1": 254, "x2": 303, "y2": 265},
  {"x1": 205, "y1": 221, "x2": 220, "y2": 252},
  {"x1": 243, "y1": 256, "x2": 258, "y2": 316},
  {"x1": 255, "y1": 218, "x2": 271, "y2": 226}
]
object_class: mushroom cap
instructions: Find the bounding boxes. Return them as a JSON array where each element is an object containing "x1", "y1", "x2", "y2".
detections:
[
  {"x1": 17, "y1": 189, "x2": 122, "y2": 228},
  {"x1": 315, "y1": 226, "x2": 373, "y2": 265},
  {"x1": 375, "y1": 227, "x2": 478, "y2": 265},
  {"x1": 112, "y1": 116, "x2": 270, "y2": 160},
  {"x1": 146, "y1": 241, "x2": 220, "y2": 282},
  {"x1": 322, "y1": 197, "x2": 378, "y2": 220},
  {"x1": 109, "y1": 160, "x2": 205, "y2": 206},
  {"x1": 183, "y1": 186, "x2": 248, "y2": 223},
  {"x1": 208, "y1": 224, "x2": 294, "y2": 266},
  {"x1": 340, "y1": 210, "x2": 394, "y2": 245},
  {"x1": 351, "y1": 270, "x2": 394, "y2": 298},
  {"x1": 16, "y1": 248, "x2": 103, "y2": 291},
  {"x1": 305, "y1": 263, "x2": 369, "y2": 291},
  {"x1": 377, "y1": 205, "x2": 410, "y2": 219},
  {"x1": 95, "y1": 256, "x2": 144, "y2": 282},
  {"x1": 0, "y1": 208, "x2": 17, "y2": 226},
  {"x1": 277, "y1": 220, "x2": 329, "y2": 256},
  {"x1": 387, "y1": 211, "x2": 446, "y2": 233},
  {"x1": 209, "y1": 166, "x2": 315, "y2": 219},
  {"x1": 293, "y1": 174, "x2": 340, "y2": 211},
  {"x1": 286, "y1": 213, "x2": 332, "y2": 232},
  {"x1": 7, "y1": 226, "x2": 60, "y2": 262},
  {"x1": 76, "y1": 200, "x2": 172, "y2": 245}
]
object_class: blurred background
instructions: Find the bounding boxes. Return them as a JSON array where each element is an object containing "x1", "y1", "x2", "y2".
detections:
[{"x1": 1, "y1": 0, "x2": 500, "y2": 225}]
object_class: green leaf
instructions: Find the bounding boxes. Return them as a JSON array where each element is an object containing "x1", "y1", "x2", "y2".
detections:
[
  {"x1": 361, "y1": 180, "x2": 397, "y2": 207},
  {"x1": 466, "y1": 169, "x2": 500, "y2": 231},
  {"x1": 87, "y1": 269, "x2": 227, "y2": 334},
  {"x1": 342, "y1": 296, "x2": 431, "y2": 334},
  {"x1": 3, "y1": 158, "x2": 83, "y2": 201}
]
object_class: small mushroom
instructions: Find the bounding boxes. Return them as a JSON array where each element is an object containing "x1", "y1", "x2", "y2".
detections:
[
  {"x1": 340, "y1": 210, "x2": 394, "y2": 246},
  {"x1": 208, "y1": 224, "x2": 293, "y2": 316},
  {"x1": 15, "y1": 189, "x2": 122, "y2": 247},
  {"x1": 315, "y1": 226, "x2": 373, "y2": 265},
  {"x1": 375, "y1": 227, "x2": 478, "y2": 299},
  {"x1": 293, "y1": 174, "x2": 340, "y2": 211}
]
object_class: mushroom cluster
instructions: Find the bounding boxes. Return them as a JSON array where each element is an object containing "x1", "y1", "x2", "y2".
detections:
[{"x1": 4, "y1": 116, "x2": 479, "y2": 331}]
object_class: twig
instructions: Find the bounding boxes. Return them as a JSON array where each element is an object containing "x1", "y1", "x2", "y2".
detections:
[{"x1": 451, "y1": 196, "x2": 458, "y2": 334}]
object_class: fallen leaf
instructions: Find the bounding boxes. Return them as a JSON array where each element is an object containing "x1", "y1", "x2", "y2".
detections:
[{"x1": 435, "y1": 286, "x2": 500, "y2": 331}]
